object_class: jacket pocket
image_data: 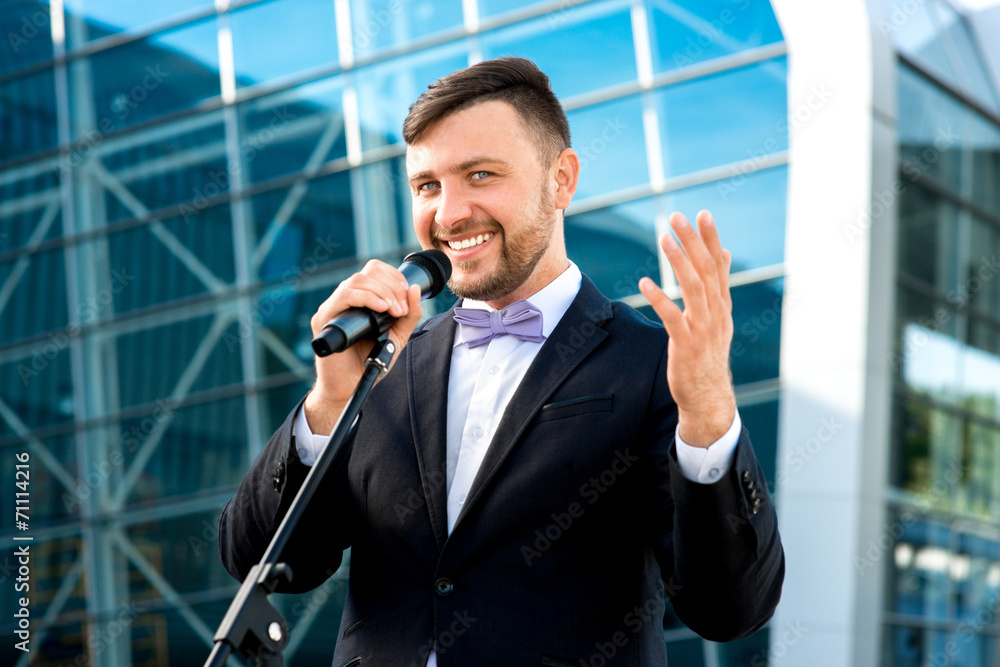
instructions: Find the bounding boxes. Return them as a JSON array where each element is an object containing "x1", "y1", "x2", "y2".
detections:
[
  {"x1": 537, "y1": 394, "x2": 613, "y2": 422},
  {"x1": 337, "y1": 656, "x2": 361, "y2": 667}
]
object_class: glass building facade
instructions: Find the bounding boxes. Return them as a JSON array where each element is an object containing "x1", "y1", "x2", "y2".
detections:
[
  {"x1": 0, "y1": 0, "x2": 790, "y2": 665},
  {"x1": 885, "y1": 0, "x2": 1000, "y2": 663}
]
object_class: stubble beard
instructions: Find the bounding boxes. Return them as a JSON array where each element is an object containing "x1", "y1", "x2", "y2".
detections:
[{"x1": 437, "y1": 184, "x2": 557, "y2": 302}]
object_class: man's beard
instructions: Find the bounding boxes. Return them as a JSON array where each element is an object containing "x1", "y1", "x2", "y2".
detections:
[{"x1": 434, "y1": 184, "x2": 556, "y2": 302}]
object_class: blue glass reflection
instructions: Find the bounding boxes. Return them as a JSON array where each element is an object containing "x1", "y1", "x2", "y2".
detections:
[
  {"x1": 0, "y1": 171, "x2": 62, "y2": 251},
  {"x1": 659, "y1": 165, "x2": 786, "y2": 273},
  {"x1": 480, "y1": 0, "x2": 636, "y2": 99},
  {"x1": 231, "y1": 0, "x2": 338, "y2": 87},
  {"x1": 64, "y1": 0, "x2": 212, "y2": 46},
  {"x1": 77, "y1": 16, "x2": 221, "y2": 137},
  {"x1": 355, "y1": 44, "x2": 467, "y2": 150},
  {"x1": 0, "y1": 1, "x2": 54, "y2": 75},
  {"x1": 730, "y1": 278, "x2": 782, "y2": 385},
  {"x1": 566, "y1": 198, "x2": 658, "y2": 299},
  {"x1": 352, "y1": 0, "x2": 463, "y2": 55},
  {"x1": 478, "y1": 0, "x2": 544, "y2": 18},
  {"x1": 647, "y1": 0, "x2": 783, "y2": 74},
  {"x1": 568, "y1": 94, "x2": 648, "y2": 201},
  {"x1": 0, "y1": 70, "x2": 58, "y2": 161},
  {"x1": 657, "y1": 56, "x2": 787, "y2": 177}
]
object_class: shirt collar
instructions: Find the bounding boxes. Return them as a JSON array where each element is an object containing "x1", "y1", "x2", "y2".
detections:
[{"x1": 453, "y1": 261, "x2": 583, "y2": 347}]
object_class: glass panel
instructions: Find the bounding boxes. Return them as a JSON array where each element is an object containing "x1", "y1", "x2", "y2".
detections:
[
  {"x1": 0, "y1": 352, "x2": 73, "y2": 435},
  {"x1": 963, "y1": 214, "x2": 1000, "y2": 318},
  {"x1": 957, "y1": 422, "x2": 1000, "y2": 518},
  {"x1": 738, "y1": 398, "x2": 778, "y2": 484},
  {"x1": 657, "y1": 57, "x2": 787, "y2": 177},
  {"x1": 897, "y1": 179, "x2": 959, "y2": 292},
  {"x1": 928, "y1": 0, "x2": 1000, "y2": 112},
  {"x1": 355, "y1": 44, "x2": 467, "y2": 151},
  {"x1": 0, "y1": 69, "x2": 58, "y2": 162},
  {"x1": 238, "y1": 75, "x2": 347, "y2": 185},
  {"x1": 898, "y1": 64, "x2": 972, "y2": 197},
  {"x1": 884, "y1": 624, "x2": 948, "y2": 667},
  {"x1": 568, "y1": 94, "x2": 648, "y2": 200},
  {"x1": 64, "y1": 0, "x2": 213, "y2": 47},
  {"x1": 716, "y1": 626, "x2": 769, "y2": 667},
  {"x1": 953, "y1": 532, "x2": 1000, "y2": 621},
  {"x1": 118, "y1": 395, "x2": 248, "y2": 506},
  {"x1": 0, "y1": 168, "x2": 62, "y2": 252},
  {"x1": 250, "y1": 170, "x2": 356, "y2": 281},
  {"x1": 730, "y1": 278, "x2": 782, "y2": 386},
  {"x1": 892, "y1": 397, "x2": 963, "y2": 507},
  {"x1": 104, "y1": 204, "x2": 234, "y2": 314},
  {"x1": 73, "y1": 16, "x2": 221, "y2": 138},
  {"x1": 352, "y1": 0, "x2": 463, "y2": 56},
  {"x1": 0, "y1": 537, "x2": 84, "y2": 622},
  {"x1": 967, "y1": 111, "x2": 1000, "y2": 214},
  {"x1": 98, "y1": 109, "x2": 229, "y2": 225},
  {"x1": 647, "y1": 0, "x2": 783, "y2": 74},
  {"x1": 0, "y1": 246, "x2": 68, "y2": 344},
  {"x1": 355, "y1": 155, "x2": 415, "y2": 254},
  {"x1": 896, "y1": 300, "x2": 961, "y2": 403},
  {"x1": 666, "y1": 637, "x2": 706, "y2": 666},
  {"x1": 0, "y1": 0, "x2": 55, "y2": 75},
  {"x1": 231, "y1": 0, "x2": 338, "y2": 88},
  {"x1": 659, "y1": 164, "x2": 787, "y2": 273},
  {"x1": 480, "y1": 0, "x2": 636, "y2": 99},
  {"x1": 889, "y1": 513, "x2": 951, "y2": 620},
  {"x1": 478, "y1": 0, "x2": 543, "y2": 18},
  {"x1": 114, "y1": 316, "x2": 244, "y2": 413},
  {"x1": 565, "y1": 198, "x2": 658, "y2": 299}
]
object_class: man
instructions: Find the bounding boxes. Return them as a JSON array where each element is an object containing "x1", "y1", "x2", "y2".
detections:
[{"x1": 220, "y1": 57, "x2": 783, "y2": 666}]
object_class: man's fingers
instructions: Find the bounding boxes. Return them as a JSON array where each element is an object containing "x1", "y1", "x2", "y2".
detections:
[
  {"x1": 659, "y1": 227, "x2": 707, "y2": 317},
  {"x1": 671, "y1": 212, "x2": 722, "y2": 305},
  {"x1": 639, "y1": 276, "x2": 685, "y2": 337}
]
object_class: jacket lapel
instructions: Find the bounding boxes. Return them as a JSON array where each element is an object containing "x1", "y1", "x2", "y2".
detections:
[
  {"x1": 406, "y1": 310, "x2": 457, "y2": 552},
  {"x1": 450, "y1": 277, "x2": 614, "y2": 537}
]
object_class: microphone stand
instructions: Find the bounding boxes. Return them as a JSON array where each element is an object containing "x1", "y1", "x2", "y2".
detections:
[{"x1": 205, "y1": 336, "x2": 397, "y2": 667}]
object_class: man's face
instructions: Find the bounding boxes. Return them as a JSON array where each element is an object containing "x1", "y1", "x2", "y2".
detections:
[{"x1": 406, "y1": 100, "x2": 567, "y2": 306}]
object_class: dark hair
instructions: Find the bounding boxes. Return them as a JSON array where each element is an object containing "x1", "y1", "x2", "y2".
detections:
[{"x1": 402, "y1": 57, "x2": 571, "y2": 164}]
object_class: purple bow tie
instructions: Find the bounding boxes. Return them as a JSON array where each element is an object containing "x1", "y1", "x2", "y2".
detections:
[{"x1": 454, "y1": 300, "x2": 545, "y2": 348}]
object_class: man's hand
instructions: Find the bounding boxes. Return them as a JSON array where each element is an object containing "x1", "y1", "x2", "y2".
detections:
[
  {"x1": 304, "y1": 259, "x2": 424, "y2": 435},
  {"x1": 639, "y1": 210, "x2": 737, "y2": 448}
]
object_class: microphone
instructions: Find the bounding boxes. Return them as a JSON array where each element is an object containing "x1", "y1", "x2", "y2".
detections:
[{"x1": 311, "y1": 249, "x2": 452, "y2": 357}]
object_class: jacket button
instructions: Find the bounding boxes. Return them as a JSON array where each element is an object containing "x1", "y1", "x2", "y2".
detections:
[
  {"x1": 752, "y1": 498, "x2": 762, "y2": 514},
  {"x1": 742, "y1": 470, "x2": 751, "y2": 484},
  {"x1": 434, "y1": 577, "x2": 454, "y2": 597}
]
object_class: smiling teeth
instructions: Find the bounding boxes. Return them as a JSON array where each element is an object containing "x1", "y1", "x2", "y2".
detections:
[{"x1": 448, "y1": 233, "x2": 493, "y2": 250}]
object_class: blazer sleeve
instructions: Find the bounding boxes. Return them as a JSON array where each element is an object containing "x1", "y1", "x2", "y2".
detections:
[
  {"x1": 218, "y1": 397, "x2": 357, "y2": 593},
  {"x1": 642, "y1": 342, "x2": 785, "y2": 642}
]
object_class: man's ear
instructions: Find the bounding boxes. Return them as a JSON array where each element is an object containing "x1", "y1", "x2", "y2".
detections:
[{"x1": 553, "y1": 148, "x2": 580, "y2": 210}]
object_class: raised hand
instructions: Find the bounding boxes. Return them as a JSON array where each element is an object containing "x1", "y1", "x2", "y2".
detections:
[
  {"x1": 303, "y1": 260, "x2": 424, "y2": 435},
  {"x1": 638, "y1": 210, "x2": 737, "y2": 447}
]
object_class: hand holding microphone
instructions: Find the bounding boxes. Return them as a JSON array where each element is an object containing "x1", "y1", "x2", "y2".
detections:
[{"x1": 304, "y1": 250, "x2": 451, "y2": 434}]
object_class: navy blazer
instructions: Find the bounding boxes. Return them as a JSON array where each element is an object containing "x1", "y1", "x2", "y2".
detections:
[{"x1": 220, "y1": 275, "x2": 784, "y2": 667}]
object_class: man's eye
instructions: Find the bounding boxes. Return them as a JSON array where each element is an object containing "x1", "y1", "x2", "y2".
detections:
[
  {"x1": 417, "y1": 182, "x2": 439, "y2": 193},
  {"x1": 471, "y1": 171, "x2": 491, "y2": 180}
]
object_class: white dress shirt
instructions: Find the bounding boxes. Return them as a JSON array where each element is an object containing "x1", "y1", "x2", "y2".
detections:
[{"x1": 293, "y1": 262, "x2": 741, "y2": 665}]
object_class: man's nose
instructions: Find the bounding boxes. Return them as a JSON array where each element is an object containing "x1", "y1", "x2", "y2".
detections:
[{"x1": 434, "y1": 186, "x2": 473, "y2": 228}]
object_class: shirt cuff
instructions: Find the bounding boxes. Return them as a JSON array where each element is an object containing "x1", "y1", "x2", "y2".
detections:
[
  {"x1": 674, "y1": 410, "x2": 742, "y2": 484},
  {"x1": 293, "y1": 404, "x2": 333, "y2": 467}
]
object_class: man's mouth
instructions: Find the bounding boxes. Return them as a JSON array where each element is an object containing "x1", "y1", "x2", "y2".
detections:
[{"x1": 446, "y1": 232, "x2": 494, "y2": 251}]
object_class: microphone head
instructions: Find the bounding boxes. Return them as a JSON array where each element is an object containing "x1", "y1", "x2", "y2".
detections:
[{"x1": 403, "y1": 249, "x2": 452, "y2": 298}]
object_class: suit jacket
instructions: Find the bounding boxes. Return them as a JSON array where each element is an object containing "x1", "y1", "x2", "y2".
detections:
[{"x1": 219, "y1": 276, "x2": 784, "y2": 667}]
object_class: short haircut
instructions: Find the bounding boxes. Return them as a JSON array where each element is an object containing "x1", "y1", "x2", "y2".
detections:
[{"x1": 402, "y1": 57, "x2": 571, "y2": 164}]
